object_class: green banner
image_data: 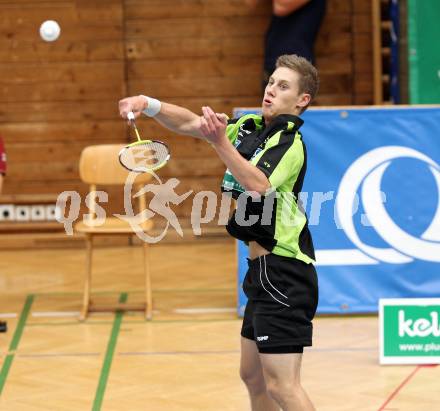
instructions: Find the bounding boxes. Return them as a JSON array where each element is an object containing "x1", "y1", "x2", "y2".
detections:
[
  {"x1": 380, "y1": 299, "x2": 440, "y2": 364},
  {"x1": 408, "y1": 0, "x2": 440, "y2": 103}
]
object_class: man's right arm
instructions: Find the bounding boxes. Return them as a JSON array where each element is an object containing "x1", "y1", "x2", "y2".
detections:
[
  {"x1": 272, "y1": 0, "x2": 311, "y2": 16},
  {"x1": 118, "y1": 95, "x2": 205, "y2": 140},
  {"x1": 243, "y1": 0, "x2": 311, "y2": 16},
  {"x1": 155, "y1": 102, "x2": 205, "y2": 139}
]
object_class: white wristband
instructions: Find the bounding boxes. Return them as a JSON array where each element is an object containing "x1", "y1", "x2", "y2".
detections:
[{"x1": 141, "y1": 95, "x2": 161, "y2": 117}]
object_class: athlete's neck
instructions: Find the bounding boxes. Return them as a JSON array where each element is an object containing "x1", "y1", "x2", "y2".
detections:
[{"x1": 264, "y1": 109, "x2": 302, "y2": 125}]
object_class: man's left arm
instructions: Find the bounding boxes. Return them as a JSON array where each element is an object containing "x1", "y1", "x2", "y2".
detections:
[
  {"x1": 201, "y1": 106, "x2": 271, "y2": 196},
  {"x1": 252, "y1": 135, "x2": 302, "y2": 190}
]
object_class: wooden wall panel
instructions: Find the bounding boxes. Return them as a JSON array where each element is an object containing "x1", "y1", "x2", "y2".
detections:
[
  {"x1": 0, "y1": 0, "x2": 126, "y2": 204},
  {"x1": 0, "y1": 41, "x2": 123, "y2": 63},
  {"x1": 123, "y1": 0, "x2": 373, "y2": 199},
  {"x1": 351, "y1": 0, "x2": 374, "y2": 104},
  {"x1": 0, "y1": 0, "x2": 374, "y2": 236},
  {"x1": 124, "y1": 0, "x2": 270, "y2": 18},
  {"x1": 124, "y1": 0, "x2": 267, "y2": 226},
  {"x1": 0, "y1": 101, "x2": 122, "y2": 122}
]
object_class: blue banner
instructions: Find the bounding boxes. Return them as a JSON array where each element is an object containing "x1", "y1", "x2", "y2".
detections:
[{"x1": 236, "y1": 107, "x2": 440, "y2": 315}]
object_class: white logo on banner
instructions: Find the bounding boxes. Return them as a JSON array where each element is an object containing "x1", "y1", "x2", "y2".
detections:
[
  {"x1": 398, "y1": 310, "x2": 440, "y2": 338},
  {"x1": 317, "y1": 146, "x2": 440, "y2": 265}
]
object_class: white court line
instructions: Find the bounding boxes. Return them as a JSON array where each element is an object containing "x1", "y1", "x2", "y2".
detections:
[
  {"x1": 0, "y1": 313, "x2": 18, "y2": 319},
  {"x1": 120, "y1": 350, "x2": 239, "y2": 356},
  {"x1": 32, "y1": 311, "x2": 80, "y2": 318},
  {"x1": 5, "y1": 308, "x2": 233, "y2": 318},
  {"x1": 18, "y1": 352, "x2": 100, "y2": 358},
  {"x1": 174, "y1": 307, "x2": 236, "y2": 314},
  {"x1": 31, "y1": 310, "x2": 161, "y2": 318}
]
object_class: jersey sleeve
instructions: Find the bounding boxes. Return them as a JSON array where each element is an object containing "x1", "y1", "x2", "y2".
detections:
[
  {"x1": 225, "y1": 114, "x2": 262, "y2": 145},
  {"x1": 251, "y1": 131, "x2": 304, "y2": 190},
  {"x1": 225, "y1": 118, "x2": 240, "y2": 144}
]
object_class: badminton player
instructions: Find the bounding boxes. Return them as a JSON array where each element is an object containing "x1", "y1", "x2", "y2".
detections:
[{"x1": 119, "y1": 54, "x2": 319, "y2": 411}]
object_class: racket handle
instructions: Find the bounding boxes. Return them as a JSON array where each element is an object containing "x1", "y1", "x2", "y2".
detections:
[{"x1": 127, "y1": 111, "x2": 135, "y2": 121}]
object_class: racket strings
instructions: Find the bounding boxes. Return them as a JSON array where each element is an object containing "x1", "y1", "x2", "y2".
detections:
[{"x1": 119, "y1": 141, "x2": 170, "y2": 172}]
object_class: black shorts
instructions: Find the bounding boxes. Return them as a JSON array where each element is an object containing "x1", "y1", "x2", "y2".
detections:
[{"x1": 241, "y1": 253, "x2": 318, "y2": 353}]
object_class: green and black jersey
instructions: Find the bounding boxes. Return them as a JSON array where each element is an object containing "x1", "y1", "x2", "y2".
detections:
[{"x1": 221, "y1": 113, "x2": 315, "y2": 264}]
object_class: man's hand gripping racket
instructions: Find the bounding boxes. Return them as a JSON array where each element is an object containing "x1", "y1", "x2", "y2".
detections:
[{"x1": 119, "y1": 111, "x2": 170, "y2": 173}]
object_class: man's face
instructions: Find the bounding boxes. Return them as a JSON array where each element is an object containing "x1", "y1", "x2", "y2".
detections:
[{"x1": 262, "y1": 67, "x2": 311, "y2": 122}]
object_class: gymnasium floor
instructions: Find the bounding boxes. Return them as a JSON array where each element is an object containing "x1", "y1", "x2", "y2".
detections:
[{"x1": 0, "y1": 240, "x2": 438, "y2": 410}]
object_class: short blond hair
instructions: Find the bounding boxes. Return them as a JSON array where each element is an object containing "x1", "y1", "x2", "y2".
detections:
[{"x1": 275, "y1": 54, "x2": 319, "y2": 112}]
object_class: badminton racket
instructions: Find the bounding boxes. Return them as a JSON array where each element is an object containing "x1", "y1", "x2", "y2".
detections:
[{"x1": 119, "y1": 111, "x2": 170, "y2": 173}]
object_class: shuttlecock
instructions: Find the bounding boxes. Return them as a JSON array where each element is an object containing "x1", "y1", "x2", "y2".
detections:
[{"x1": 39, "y1": 20, "x2": 61, "y2": 42}]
